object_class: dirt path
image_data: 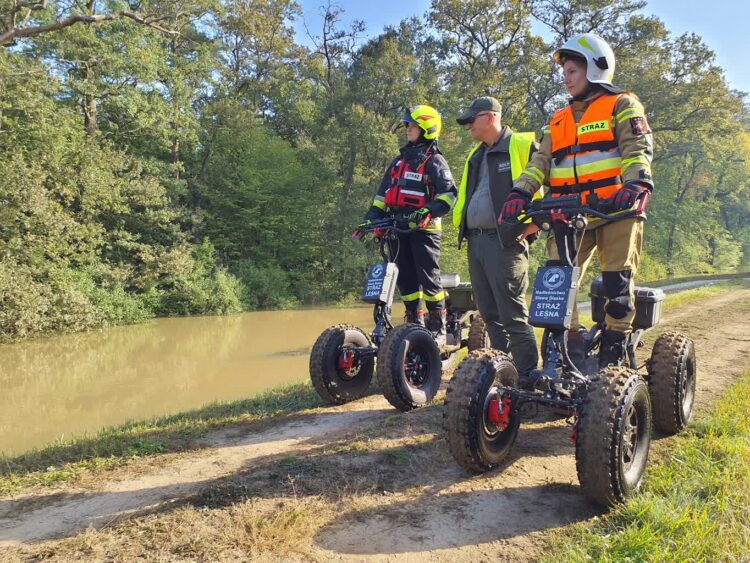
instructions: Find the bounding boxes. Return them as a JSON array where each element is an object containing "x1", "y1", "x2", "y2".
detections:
[{"x1": 2, "y1": 288, "x2": 749, "y2": 561}]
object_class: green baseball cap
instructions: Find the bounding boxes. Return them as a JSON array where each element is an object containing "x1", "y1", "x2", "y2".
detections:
[{"x1": 456, "y1": 97, "x2": 502, "y2": 125}]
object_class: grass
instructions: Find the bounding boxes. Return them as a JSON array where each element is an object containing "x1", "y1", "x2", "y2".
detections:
[
  {"x1": 14, "y1": 427, "x2": 446, "y2": 561},
  {"x1": 544, "y1": 371, "x2": 750, "y2": 562},
  {"x1": 661, "y1": 278, "x2": 748, "y2": 310},
  {"x1": 29, "y1": 497, "x2": 329, "y2": 561}
]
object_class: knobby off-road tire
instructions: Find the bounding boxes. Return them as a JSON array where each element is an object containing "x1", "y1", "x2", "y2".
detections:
[
  {"x1": 376, "y1": 323, "x2": 442, "y2": 411},
  {"x1": 648, "y1": 331, "x2": 697, "y2": 435},
  {"x1": 467, "y1": 316, "x2": 491, "y2": 351},
  {"x1": 443, "y1": 350, "x2": 521, "y2": 472},
  {"x1": 309, "y1": 324, "x2": 374, "y2": 405},
  {"x1": 576, "y1": 366, "x2": 652, "y2": 507}
]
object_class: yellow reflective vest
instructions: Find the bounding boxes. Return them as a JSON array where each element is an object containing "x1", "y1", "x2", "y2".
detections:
[{"x1": 453, "y1": 132, "x2": 541, "y2": 228}]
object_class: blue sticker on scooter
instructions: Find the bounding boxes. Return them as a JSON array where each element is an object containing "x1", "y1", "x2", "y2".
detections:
[
  {"x1": 363, "y1": 262, "x2": 399, "y2": 304},
  {"x1": 530, "y1": 265, "x2": 579, "y2": 329}
]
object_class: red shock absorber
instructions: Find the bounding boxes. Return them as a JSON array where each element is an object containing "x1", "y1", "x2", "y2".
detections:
[
  {"x1": 569, "y1": 410, "x2": 580, "y2": 445},
  {"x1": 487, "y1": 396, "x2": 513, "y2": 430},
  {"x1": 338, "y1": 350, "x2": 355, "y2": 372},
  {"x1": 550, "y1": 208, "x2": 569, "y2": 224}
]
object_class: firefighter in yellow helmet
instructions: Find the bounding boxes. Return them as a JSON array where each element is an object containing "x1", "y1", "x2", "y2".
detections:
[
  {"x1": 355, "y1": 105, "x2": 458, "y2": 343},
  {"x1": 501, "y1": 32, "x2": 654, "y2": 368}
]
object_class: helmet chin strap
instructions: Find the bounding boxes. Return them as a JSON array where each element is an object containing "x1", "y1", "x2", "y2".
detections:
[{"x1": 409, "y1": 133, "x2": 437, "y2": 148}]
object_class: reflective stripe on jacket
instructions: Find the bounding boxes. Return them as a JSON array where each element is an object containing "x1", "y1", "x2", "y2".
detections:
[
  {"x1": 549, "y1": 93, "x2": 624, "y2": 203},
  {"x1": 453, "y1": 131, "x2": 539, "y2": 229}
]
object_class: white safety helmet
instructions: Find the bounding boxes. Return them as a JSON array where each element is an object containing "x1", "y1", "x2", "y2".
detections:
[{"x1": 553, "y1": 33, "x2": 616, "y2": 87}]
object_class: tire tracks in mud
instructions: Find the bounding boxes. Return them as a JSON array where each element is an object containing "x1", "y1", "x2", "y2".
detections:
[
  {"x1": 0, "y1": 406, "x2": 391, "y2": 545},
  {"x1": 1, "y1": 288, "x2": 749, "y2": 559}
]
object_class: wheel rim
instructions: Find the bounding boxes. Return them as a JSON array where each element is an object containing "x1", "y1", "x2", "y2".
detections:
[
  {"x1": 481, "y1": 387, "x2": 513, "y2": 438},
  {"x1": 482, "y1": 387, "x2": 500, "y2": 436},
  {"x1": 404, "y1": 346, "x2": 430, "y2": 387},
  {"x1": 475, "y1": 384, "x2": 518, "y2": 464},
  {"x1": 622, "y1": 403, "x2": 640, "y2": 472},
  {"x1": 621, "y1": 395, "x2": 649, "y2": 487},
  {"x1": 337, "y1": 346, "x2": 361, "y2": 380},
  {"x1": 681, "y1": 351, "x2": 697, "y2": 421}
]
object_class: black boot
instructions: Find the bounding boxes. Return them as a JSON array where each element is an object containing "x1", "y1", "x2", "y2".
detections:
[
  {"x1": 599, "y1": 329, "x2": 627, "y2": 369},
  {"x1": 426, "y1": 309, "x2": 447, "y2": 346},
  {"x1": 567, "y1": 329, "x2": 587, "y2": 371},
  {"x1": 404, "y1": 307, "x2": 425, "y2": 326}
]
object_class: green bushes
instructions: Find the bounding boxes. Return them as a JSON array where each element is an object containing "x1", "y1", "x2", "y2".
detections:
[
  {"x1": 0, "y1": 57, "x2": 241, "y2": 340},
  {"x1": 157, "y1": 240, "x2": 244, "y2": 317},
  {"x1": 1, "y1": 1, "x2": 748, "y2": 343},
  {"x1": 233, "y1": 259, "x2": 300, "y2": 310}
]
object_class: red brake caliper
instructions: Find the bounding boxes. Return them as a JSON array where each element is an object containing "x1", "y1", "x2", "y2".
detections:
[
  {"x1": 338, "y1": 350, "x2": 355, "y2": 372},
  {"x1": 487, "y1": 396, "x2": 513, "y2": 430},
  {"x1": 569, "y1": 410, "x2": 580, "y2": 445}
]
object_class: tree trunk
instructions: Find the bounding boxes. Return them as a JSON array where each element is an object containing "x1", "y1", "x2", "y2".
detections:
[
  {"x1": 169, "y1": 36, "x2": 181, "y2": 180},
  {"x1": 171, "y1": 136, "x2": 180, "y2": 180},
  {"x1": 83, "y1": 94, "x2": 97, "y2": 135}
]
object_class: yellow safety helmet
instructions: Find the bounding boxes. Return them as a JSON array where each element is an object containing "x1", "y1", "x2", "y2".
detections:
[{"x1": 402, "y1": 104, "x2": 442, "y2": 140}]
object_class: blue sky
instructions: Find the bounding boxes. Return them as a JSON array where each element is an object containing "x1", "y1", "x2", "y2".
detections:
[{"x1": 293, "y1": 0, "x2": 750, "y2": 94}]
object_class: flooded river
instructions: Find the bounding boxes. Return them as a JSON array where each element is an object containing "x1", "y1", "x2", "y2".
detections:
[
  {"x1": 2, "y1": 276, "x2": 742, "y2": 456},
  {"x1": 0, "y1": 304, "x2": 403, "y2": 456}
]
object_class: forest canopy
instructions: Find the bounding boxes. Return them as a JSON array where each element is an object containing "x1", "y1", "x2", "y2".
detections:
[{"x1": 0, "y1": 0, "x2": 747, "y2": 341}]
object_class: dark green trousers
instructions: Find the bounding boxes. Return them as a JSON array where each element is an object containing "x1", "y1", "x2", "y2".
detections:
[{"x1": 467, "y1": 231, "x2": 538, "y2": 376}]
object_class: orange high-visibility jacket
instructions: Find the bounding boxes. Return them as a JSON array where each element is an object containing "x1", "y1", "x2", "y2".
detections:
[{"x1": 549, "y1": 93, "x2": 624, "y2": 203}]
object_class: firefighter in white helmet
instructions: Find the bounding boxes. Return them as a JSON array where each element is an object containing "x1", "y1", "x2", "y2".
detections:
[{"x1": 501, "y1": 33, "x2": 654, "y2": 368}]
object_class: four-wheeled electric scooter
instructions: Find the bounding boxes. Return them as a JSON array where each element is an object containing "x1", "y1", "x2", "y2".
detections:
[
  {"x1": 444, "y1": 195, "x2": 697, "y2": 506},
  {"x1": 309, "y1": 213, "x2": 489, "y2": 411}
]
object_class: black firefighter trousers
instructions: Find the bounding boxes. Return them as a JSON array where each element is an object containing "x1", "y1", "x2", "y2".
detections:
[{"x1": 395, "y1": 230, "x2": 445, "y2": 316}]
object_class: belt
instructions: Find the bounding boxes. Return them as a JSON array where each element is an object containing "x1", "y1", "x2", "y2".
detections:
[{"x1": 466, "y1": 227, "x2": 497, "y2": 237}]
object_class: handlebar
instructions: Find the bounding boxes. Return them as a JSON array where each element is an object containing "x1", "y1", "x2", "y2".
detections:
[
  {"x1": 521, "y1": 193, "x2": 648, "y2": 231},
  {"x1": 358, "y1": 214, "x2": 421, "y2": 237}
]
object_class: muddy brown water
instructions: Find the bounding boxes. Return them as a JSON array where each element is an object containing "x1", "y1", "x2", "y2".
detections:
[
  {"x1": 1, "y1": 276, "x2": 743, "y2": 457},
  {"x1": 0, "y1": 304, "x2": 404, "y2": 456}
]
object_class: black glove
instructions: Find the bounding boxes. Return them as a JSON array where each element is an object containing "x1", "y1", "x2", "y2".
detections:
[
  {"x1": 612, "y1": 182, "x2": 647, "y2": 211},
  {"x1": 352, "y1": 219, "x2": 372, "y2": 240},
  {"x1": 499, "y1": 190, "x2": 531, "y2": 223},
  {"x1": 408, "y1": 207, "x2": 432, "y2": 228}
]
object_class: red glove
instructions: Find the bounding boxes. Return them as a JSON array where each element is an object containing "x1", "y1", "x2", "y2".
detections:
[
  {"x1": 613, "y1": 183, "x2": 647, "y2": 211},
  {"x1": 499, "y1": 190, "x2": 531, "y2": 224}
]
